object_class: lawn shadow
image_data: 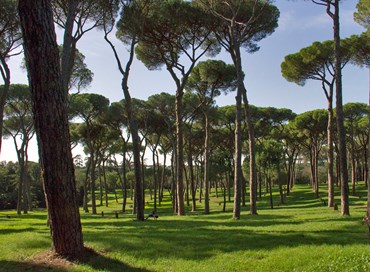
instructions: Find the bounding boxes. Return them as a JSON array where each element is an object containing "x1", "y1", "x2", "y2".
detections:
[
  {"x1": 78, "y1": 247, "x2": 153, "y2": 272},
  {"x1": 0, "y1": 260, "x2": 69, "y2": 272}
]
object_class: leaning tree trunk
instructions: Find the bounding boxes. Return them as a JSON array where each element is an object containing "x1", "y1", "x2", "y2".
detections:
[
  {"x1": 18, "y1": 0, "x2": 83, "y2": 258},
  {"x1": 104, "y1": 31, "x2": 144, "y2": 220},
  {"x1": 0, "y1": 57, "x2": 11, "y2": 156}
]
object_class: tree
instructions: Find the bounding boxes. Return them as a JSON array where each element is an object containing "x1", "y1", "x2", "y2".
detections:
[
  {"x1": 52, "y1": 0, "x2": 120, "y2": 93},
  {"x1": 3, "y1": 84, "x2": 34, "y2": 215},
  {"x1": 294, "y1": 109, "x2": 328, "y2": 197},
  {"x1": 354, "y1": 0, "x2": 370, "y2": 217},
  {"x1": 69, "y1": 93, "x2": 109, "y2": 214},
  {"x1": 18, "y1": 0, "x2": 84, "y2": 258},
  {"x1": 311, "y1": 0, "x2": 349, "y2": 216},
  {"x1": 104, "y1": 0, "x2": 145, "y2": 220},
  {"x1": 256, "y1": 139, "x2": 285, "y2": 209},
  {"x1": 104, "y1": 100, "x2": 131, "y2": 212},
  {"x1": 343, "y1": 102, "x2": 369, "y2": 196},
  {"x1": 0, "y1": 0, "x2": 22, "y2": 155},
  {"x1": 129, "y1": 0, "x2": 219, "y2": 215},
  {"x1": 186, "y1": 59, "x2": 237, "y2": 214},
  {"x1": 197, "y1": 0, "x2": 279, "y2": 218},
  {"x1": 58, "y1": 46, "x2": 93, "y2": 92},
  {"x1": 281, "y1": 37, "x2": 358, "y2": 207}
]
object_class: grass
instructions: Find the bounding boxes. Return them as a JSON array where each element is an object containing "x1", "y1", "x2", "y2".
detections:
[{"x1": 0, "y1": 183, "x2": 369, "y2": 272}]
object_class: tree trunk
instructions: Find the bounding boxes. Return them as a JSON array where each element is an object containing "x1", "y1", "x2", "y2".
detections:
[
  {"x1": 327, "y1": 103, "x2": 335, "y2": 207},
  {"x1": 233, "y1": 87, "x2": 242, "y2": 219},
  {"x1": 278, "y1": 165, "x2": 284, "y2": 205},
  {"x1": 160, "y1": 152, "x2": 167, "y2": 205},
  {"x1": 90, "y1": 151, "x2": 97, "y2": 214},
  {"x1": 18, "y1": 0, "x2": 83, "y2": 258},
  {"x1": 175, "y1": 89, "x2": 185, "y2": 215},
  {"x1": 104, "y1": 30, "x2": 144, "y2": 220},
  {"x1": 0, "y1": 58, "x2": 10, "y2": 156},
  {"x1": 102, "y1": 160, "x2": 108, "y2": 207},
  {"x1": 241, "y1": 87, "x2": 257, "y2": 215},
  {"x1": 203, "y1": 113, "x2": 210, "y2": 214},
  {"x1": 122, "y1": 147, "x2": 127, "y2": 212},
  {"x1": 83, "y1": 159, "x2": 90, "y2": 213},
  {"x1": 152, "y1": 147, "x2": 157, "y2": 211},
  {"x1": 332, "y1": 0, "x2": 350, "y2": 216},
  {"x1": 187, "y1": 138, "x2": 196, "y2": 212}
]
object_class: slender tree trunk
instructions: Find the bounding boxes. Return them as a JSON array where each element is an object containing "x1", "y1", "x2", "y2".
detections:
[
  {"x1": 332, "y1": 1, "x2": 350, "y2": 216},
  {"x1": 204, "y1": 113, "x2": 210, "y2": 214},
  {"x1": 90, "y1": 151, "x2": 97, "y2": 214},
  {"x1": 367, "y1": 72, "x2": 370, "y2": 215},
  {"x1": 60, "y1": 0, "x2": 78, "y2": 93},
  {"x1": 83, "y1": 159, "x2": 90, "y2": 213},
  {"x1": 233, "y1": 87, "x2": 242, "y2": 219},
  {"x1": 171, "y1": 148, "x2": 176, "y2": 213},
  {"x1": 327, "y1": 104, "x2": 335, "y2": 207},
  {"x1": 0, "y1": 58, "x2": 10, "y2": 156},
  {"x1": 98, "y1": 163, "x2": 103, "y2": 206},
  {"x1": 241, "y1": 87, "x2": 257, "y2": 215},
  {"x1": 18, "y1": 0, "x2": 83, "y2": 257},
  {"x1": 160, "y1": 152, "x2": 167, "y2": 205},
  {"x1": 175, "y1": 89, "x2": 185, "y2": 216},
  {"x1": 153, "y1": 147, "x2": 157, "y2": 211},
  {"x1": 102, "y1": 161, "x2": 108, "y2": 207},
  {"x1": 278, "y1": 165, "x2": 284, "y2": 205},
  {"x1": 104, "y1": 31, "x2": 144, "y2": 220},
  {"x1": 187, "y1": 138, "x2": 196, "y2": 212}
]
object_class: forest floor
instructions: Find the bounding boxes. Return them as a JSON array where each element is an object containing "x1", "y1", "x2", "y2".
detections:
[{"x1": 0, "y1": 183, "x2": 369, "y2": 272}]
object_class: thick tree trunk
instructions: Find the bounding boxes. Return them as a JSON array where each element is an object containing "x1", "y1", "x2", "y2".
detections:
[{"x1": 18, "y1": 0, "x2": 83, "y2": 258}]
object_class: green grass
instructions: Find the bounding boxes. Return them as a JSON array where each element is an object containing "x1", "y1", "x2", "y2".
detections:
[{"x1": 0, "y1": 184, "x2": 369, "y2": 272}]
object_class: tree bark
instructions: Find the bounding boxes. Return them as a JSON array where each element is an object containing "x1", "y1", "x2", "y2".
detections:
[
  {"x1": 327, "y1": 101, "x2": 335, "y2": 207},
  {"x1": 18, "y1": 0, "x2": 83, "y2": 258},
  {"x1": 175, "y1": 89, "x2": 185, "y2": 215},
  {"x1": 203, "y1": 113, "x2": 210, "y2": 214},
  {"x1": 332, "y1": 0, "x2": 350, "y2": 216}
]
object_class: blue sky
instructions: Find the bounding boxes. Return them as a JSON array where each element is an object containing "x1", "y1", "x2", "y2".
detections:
[{"x1": 1, "y1": 0, "x2": 369, "y2": 162}]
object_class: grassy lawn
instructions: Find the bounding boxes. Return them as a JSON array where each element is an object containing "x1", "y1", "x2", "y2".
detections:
[{"x1": 0, "y1": 184, "x2": 369, "y2": 272}]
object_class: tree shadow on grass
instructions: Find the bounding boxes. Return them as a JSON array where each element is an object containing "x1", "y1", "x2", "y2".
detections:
[
  {"x1": 78, "y1": 247, "x2": 152, "y2": 272},
  {"x1": 0, "y1": 248, "x2": 152, "y2": 272},
  {"x1": 0, "y1": 260, "x2": 69, "y2": 272},
  {"x1": 81, "y1": 210, "x2": 369, "y2": 263}
]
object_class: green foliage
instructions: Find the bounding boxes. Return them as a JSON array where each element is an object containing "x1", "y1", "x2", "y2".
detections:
[
  {"x1": 121, "y1": 0, "x2": 219, "y2": 71},
  {"x1": 186, "y1": 60, "x2": 237, "y2": 103},
  {"x1": 354, "y1": 0, "x2": 370, "y2": 29},
  {"x1": 0, "y1": 0, "x2": 21, "y2": 54},
  {"x1": 197, "y1": 0, "x2": 279, "y2": 53}
]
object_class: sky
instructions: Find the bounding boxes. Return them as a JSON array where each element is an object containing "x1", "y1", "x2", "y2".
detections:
[{"x1": 1, "y1": 0, "x2": 369, "y2": 163}]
